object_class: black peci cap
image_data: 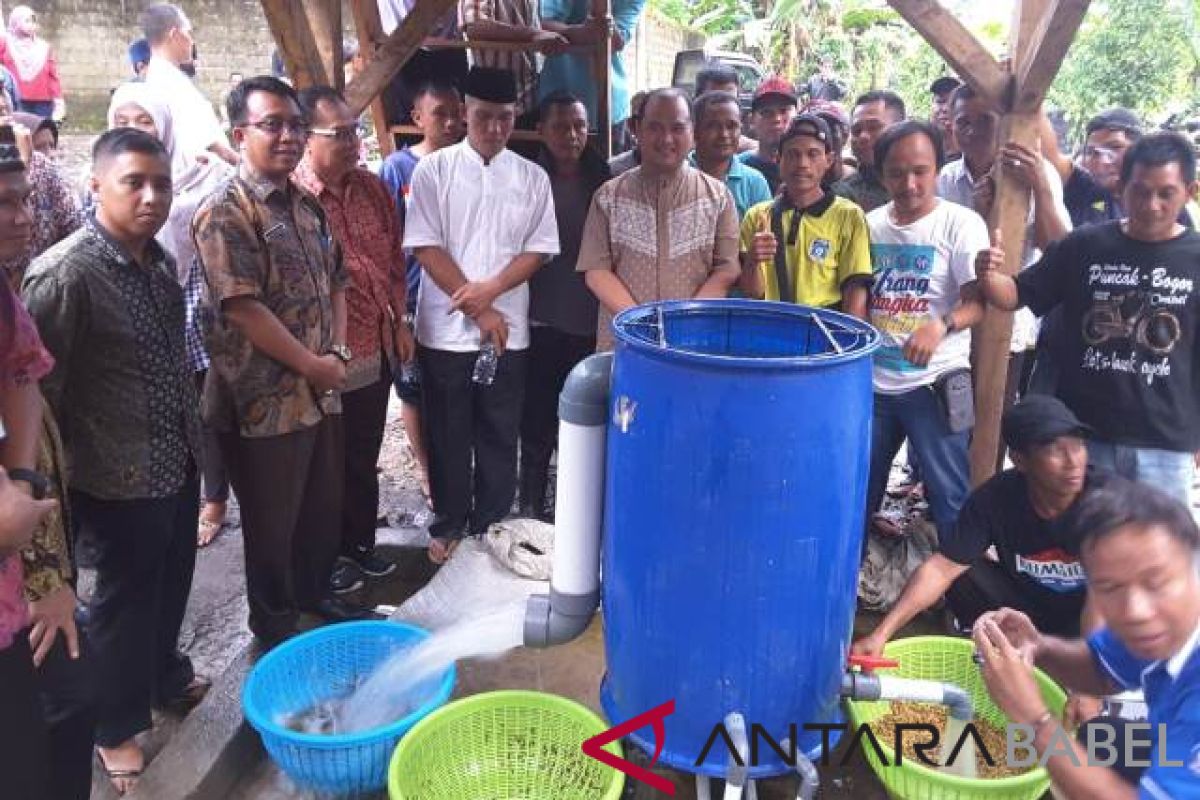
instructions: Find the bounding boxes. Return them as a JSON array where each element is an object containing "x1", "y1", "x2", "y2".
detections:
[{"x1": 463, "y1": 66, "x2": 518, "y2": 105}]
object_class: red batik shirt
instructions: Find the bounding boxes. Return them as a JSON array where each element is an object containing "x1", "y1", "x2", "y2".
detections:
[
  {"x1": 294, "y1": 160, "x2": 407, "y2": 392},
  {"x1": 0, "y1": 279, "x2": 54, "y2": 650}
]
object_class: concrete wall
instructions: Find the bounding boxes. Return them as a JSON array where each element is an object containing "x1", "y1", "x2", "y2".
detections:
[
  {"x1": 625, "y1": 8, "x2": 704, "y2": 95},
  {"x1": 31, "y1": 0, "x2": 298, "y2": 128},
  {"x1": 34, "y1": 0, "x2": 700, "y2": 129}
]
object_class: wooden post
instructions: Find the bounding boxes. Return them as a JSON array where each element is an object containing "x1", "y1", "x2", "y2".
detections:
[
  {"x1": 970, "y1": 111, "x2": 1036, "y2": 486},
  {"x1": 593, "y1": 0, "x2": 613, "y2": 157},
  {"x1": 886, "y1": 0, "x2": 1091, "y2": 486},
  {"x1": 262, "y1": 0, "x2": 342, "y2": 90},
  {"x1": 344, "y1": 0, "x2": 461, "y2": 116},
  {"x1": 348, "y1": 0, "x2": 396, "y2": 157}
]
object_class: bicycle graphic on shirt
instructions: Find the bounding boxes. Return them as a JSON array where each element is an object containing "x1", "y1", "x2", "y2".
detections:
[{"x1": 1082, "y1": 292, "x2": 1182, "y2": 355}]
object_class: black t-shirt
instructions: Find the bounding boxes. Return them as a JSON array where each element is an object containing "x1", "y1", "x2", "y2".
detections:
[
  {"x1": 940, "y1": 470, "x2": 1101, "y2": 601},
  {"x1": 1063, "y1": 169, "x2": 1121, "y2": 229},
  {"x1": 1017, "y1": 222, "x2": 1200, "y2": 451}
]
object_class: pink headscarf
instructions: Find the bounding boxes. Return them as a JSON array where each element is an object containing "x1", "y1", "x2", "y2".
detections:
[{"x1": 5, "y1": 6, "x2": 48, "y2": 84}]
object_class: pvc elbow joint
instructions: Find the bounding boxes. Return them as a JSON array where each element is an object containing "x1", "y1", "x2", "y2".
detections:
[{"x1": 523, "y1": 589, "x2": 600, "y2": 648}]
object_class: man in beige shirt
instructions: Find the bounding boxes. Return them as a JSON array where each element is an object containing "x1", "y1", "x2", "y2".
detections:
[{"x1": 578, "y1": 88, "x2": 740, "y2": 350}]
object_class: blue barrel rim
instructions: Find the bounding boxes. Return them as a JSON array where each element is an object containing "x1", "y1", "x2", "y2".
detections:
[
  {"x1": 612, "y1": 299, "x2": 880, "y2": 368},
  {"x1": 242, "y1": 620, "x2": 457, "y2": 748}
]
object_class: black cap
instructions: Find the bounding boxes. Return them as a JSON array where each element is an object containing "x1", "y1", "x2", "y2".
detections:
[
  {"x1": 464, "y1": 66, "x2": 518, "y2": 105},
  {"x1": 1086, "y1": 107, "x2": 1142, "y2": 137},
  {"x1": 929, "y1": 76, "x2": 961, "y2": 97},
  {"x1": 778, "y1": 113, "x2": 833, "y2": 153},
  {"x1": 0, "y1": 126, "x2": 23, "y2": 175},
  {"x1": 1002, "y1": 396, "x2": 1093, "y2": 452}
]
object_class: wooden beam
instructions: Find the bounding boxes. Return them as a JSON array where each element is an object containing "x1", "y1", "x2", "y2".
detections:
[
  {"x1": 886, "y1": 0, "x2": 1012, "y2": 108},
  {"x1": 1009, "y1": 0, "x2": 1051, "y2": 76},
  {"x1": 348, "y1": 0, "x2": 395, "y2": 157},
  {"x1": 969, "y1": 110, "x2": 1038, "y2": 486},
  {"x1": 1014, "y1": 0, "x2": 1092, "y2": 111},
  {"x1": 261, "y1": 0, "x2": 342, "y2": 90},
  {"x1": 345, "y1": 0, "x2": 460, "y2": 116}
]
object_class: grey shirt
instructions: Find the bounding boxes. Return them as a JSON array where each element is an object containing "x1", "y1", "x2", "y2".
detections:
[{"x1": 22, "y1": 221, "x2": 201, "y2": 500}]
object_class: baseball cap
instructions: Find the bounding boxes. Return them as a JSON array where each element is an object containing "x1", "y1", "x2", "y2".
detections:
[
  {"x1": 1002, "y1": 396, "x2": 1093, "y2": 452},
  {"x1": 777, "y1": 113, "x2": 832, "y2": 153},
  {"x1": 752, "y1": 76, "x2": 798, "y2": 112},
  {"x1": 929, "y1": 76, "x2": 962, "y2": 97},
  {"x1": 1086, "y1": 107, "x2": 1142, "y2": 137}
]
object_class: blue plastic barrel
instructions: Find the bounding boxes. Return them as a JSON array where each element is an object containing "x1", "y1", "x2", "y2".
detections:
[{"x1": 599, "y1": 299, "x2": 879, "y2": 779}]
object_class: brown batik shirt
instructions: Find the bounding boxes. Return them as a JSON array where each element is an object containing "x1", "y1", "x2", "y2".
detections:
[
  {"x1": 193, "y1": 165, "x2": 348, "y2": 439},
  {"x1": 577, "y1": 164, "x2": 740, "y2": 350}
]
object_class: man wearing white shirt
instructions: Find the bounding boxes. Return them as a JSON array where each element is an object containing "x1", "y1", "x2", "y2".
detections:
[
  {"x1": 140, "y1": 4, "x2": 238, "y2": 172},
  {"x1": 864, "y1": 119, "x2": 988, "y2": 556},
  {"x1": 937, "y1": 83, "x2": 1071, "y2": 466},
  {"x1": 404, "y1": 67, "x2": 559, "y2": 564}
]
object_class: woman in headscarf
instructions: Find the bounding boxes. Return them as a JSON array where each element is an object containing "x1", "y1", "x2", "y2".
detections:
[
  {"x1": 106, "y1": 82, "x2": 235, "y2": 548},
  {"x1": 0, "y1": 6, "x2": 63, "y2": 120},
  {"x1": 0, "y1": 90, "x2": 80, "y2": 287}
]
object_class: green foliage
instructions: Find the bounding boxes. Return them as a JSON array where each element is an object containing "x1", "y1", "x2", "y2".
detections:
[
  {"x1": 1048, "y1": 0, "x2": 1196, "y2": 138},
  {"x1": 841, "y1": 7, "x2": 900, "y2": 33},
  {"x1": 644, "y1": 0, "x2": 1200, "y2": 135}
]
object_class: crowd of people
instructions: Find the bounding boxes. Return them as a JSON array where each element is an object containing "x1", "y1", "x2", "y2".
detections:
[{"x1": 1, "y1": 1, "x2": 1200, "y2": 797}]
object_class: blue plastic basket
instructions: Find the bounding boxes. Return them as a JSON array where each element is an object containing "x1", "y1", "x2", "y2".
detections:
[{"x1": 242, "y1": 621, "x2": 456, "y2": 795}]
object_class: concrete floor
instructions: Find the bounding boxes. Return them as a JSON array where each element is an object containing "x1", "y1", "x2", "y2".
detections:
[{"x1": 223, "y1": 541, "x2": 922, "y2": 800}]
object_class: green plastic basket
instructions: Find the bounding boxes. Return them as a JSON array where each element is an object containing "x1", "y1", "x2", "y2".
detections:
[
  {"x1": 845, "y1": 636, "x2": 1068, "y2": 800},
  {"x1": 387, "y1": 690, "x2": 625, "y2": 800}
]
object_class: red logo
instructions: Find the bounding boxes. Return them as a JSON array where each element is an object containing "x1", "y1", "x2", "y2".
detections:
[{"x1": 581, "y1": 699, "x2": 677, "y2": 795}]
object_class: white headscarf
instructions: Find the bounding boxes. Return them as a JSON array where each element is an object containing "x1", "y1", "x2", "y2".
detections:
[{"x1": 106, "y1": 82, "x2": 174, "y2": 159}]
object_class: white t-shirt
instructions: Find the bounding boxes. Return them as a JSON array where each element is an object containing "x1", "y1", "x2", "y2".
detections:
[
  {"x1": 867, "y1": 199, "x2": 989, "y2": 394},
  {"x1": 144, "y1": 56, "x2": 229, "y2": 178},
  {"x1": 403, "y1": 142, "x2": 560, "y2": 351},
  {"x1": 937, "y1": 157, "x2": 1072, "y2": 352}
]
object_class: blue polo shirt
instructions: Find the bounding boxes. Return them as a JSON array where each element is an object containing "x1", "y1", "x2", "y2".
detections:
[
  {"x1": 1088, "y1": 626, "x2": 1200, "y2": 798},
  {"x1": 689, "y1": 154, "x2": 772, "y2": 220}
]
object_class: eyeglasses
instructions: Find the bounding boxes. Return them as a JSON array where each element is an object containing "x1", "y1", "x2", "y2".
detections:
[
  {"x1": 309, "y1": 125, "x2": 360, "y2": 144},
  {"x1": 1082, "y1": 146, "x2": 1120, "y2": 164},
  {"x1": 243, "y1": 118, "x2": 310, "y2": 138}
]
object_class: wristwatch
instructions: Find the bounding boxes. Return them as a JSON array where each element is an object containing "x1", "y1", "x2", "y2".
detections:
[
  {"x1": 8, "y1": 467, "x2": 49, "y2": 500},
  {"x1": 327, "y1": 344, "x2": 352, "y2": 364},
  {"x1": 941, "y1": 313, "x2": 958, "y2": 334}
]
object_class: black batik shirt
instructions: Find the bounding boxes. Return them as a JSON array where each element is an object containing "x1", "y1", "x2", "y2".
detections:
[{"x1": 22, "y1": 220, "x2": 201, "y2": 500}]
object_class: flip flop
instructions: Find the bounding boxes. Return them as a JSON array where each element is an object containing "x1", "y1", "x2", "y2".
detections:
[
  {"x1": 96, "y1": 749, "x2": 143, "y2": 796},
  {"x1": 197, "y1": 519, "x2": 225, "y2": 548},
  {"x1": 160, "y1": 675, "x2": 212, "y2": 714},
  {"x1": 427, "y1": 537, "x2": 460, "y2": 565}
]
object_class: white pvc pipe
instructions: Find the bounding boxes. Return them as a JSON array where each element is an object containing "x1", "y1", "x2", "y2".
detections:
[
  {"x1": 876, "y1": 675, "x2": 951, "y2": 704},
  {"x1": 550, "y1": 419, "x2": 606, "y2": 597}
]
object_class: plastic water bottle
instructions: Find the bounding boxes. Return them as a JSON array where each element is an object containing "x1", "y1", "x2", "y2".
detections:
[{"x1": 472, "y1": 341, "x2": 498, "y2": 386}]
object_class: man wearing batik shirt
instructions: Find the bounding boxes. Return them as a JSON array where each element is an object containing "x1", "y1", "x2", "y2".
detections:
[
  {"x1": 295, "y1": 85, "x2": 414, "y2": 594},
  {"x1": 404, "y1": 67, "x2": 559, "y2": 564},
  {"x1": 578, "y1": 88, "x2": 740, "y2": 351},
  {"x1": 23, "y1": 127, "x2": 204, "y2": 792},
  {"x1": 194, "y1": 77, "x2": 362, "y2": 643}
]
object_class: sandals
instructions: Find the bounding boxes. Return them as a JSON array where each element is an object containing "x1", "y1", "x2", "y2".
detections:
[
  {"x1": 159, "y1": 675, "x2": 213, "y2": 715},
  {"x1": 427, "y1": 537, "x2": 460, "y2": 565},
  {"x1": 96, "y1": 748, "x2": 143, "y2": 796},
  {"x1": 197, "y1": 501, "x2": 227, "y2": 548},
  {"x1": 197, "y1": 519, "x2": 224, "y2": 548}
]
